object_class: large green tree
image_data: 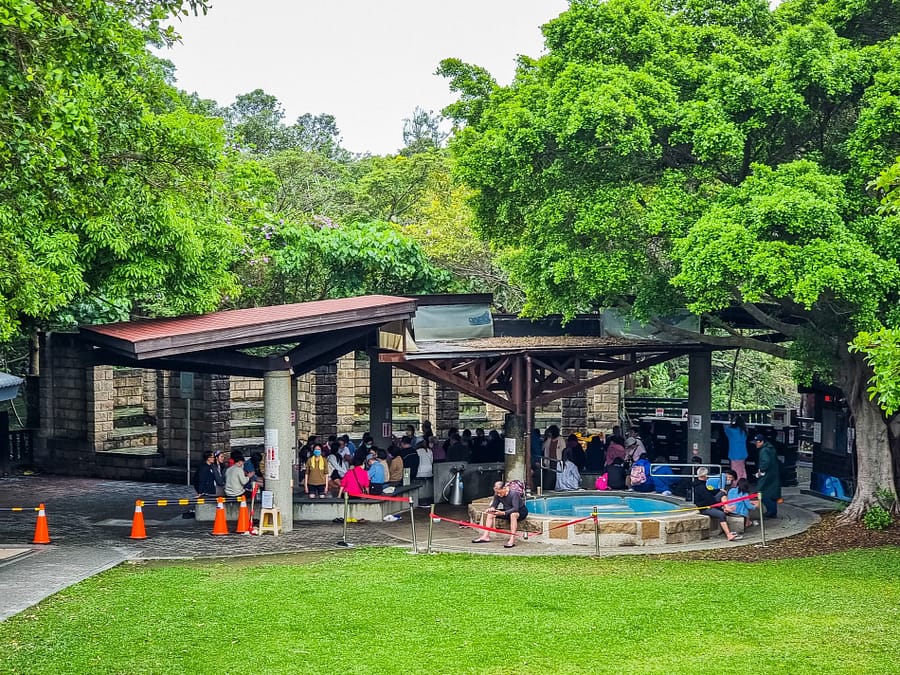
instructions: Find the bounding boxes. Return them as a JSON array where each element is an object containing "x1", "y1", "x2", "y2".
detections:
[
  {"x1": 0, "y1": 0, "x2": 241, "y2": 340},
  {"x1": 443, "y1": 0, "x2": 900, "y2": 519}
]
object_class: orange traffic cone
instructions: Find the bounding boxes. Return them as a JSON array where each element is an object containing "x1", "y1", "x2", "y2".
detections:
[
  {"x1": 128, "y1": 500, "x2": 147, "y2": 540},
  {"x1": 32, "y1": 503, "x2": 51, "y2": 544},
  {"x1": 211, "y1": 497, "x2": 229, "y2": 535},
  {"x1": 236, "y1": 496, "x2": 250, "y2": 534}
]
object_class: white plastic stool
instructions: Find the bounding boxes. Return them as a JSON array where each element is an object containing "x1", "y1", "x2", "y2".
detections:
[{"x1": 259, "y1": 507, "x2": 282, "y2": 536}]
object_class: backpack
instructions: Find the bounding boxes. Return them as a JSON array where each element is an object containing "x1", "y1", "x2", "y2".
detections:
[
  {"x1": 595, "y1": 473, "x2": 609, "y2": 491},
  {"x1": 506, "y1": 479, "x2": 526, "y2": 496},
  {"x1": 629, "y1": 463, "x2": 647, "y2": 486}
]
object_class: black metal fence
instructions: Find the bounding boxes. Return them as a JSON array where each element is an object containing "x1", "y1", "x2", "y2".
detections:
[
  {"x1": 2, "y1": 423, "x2": 35, "y2": 472},
  {"x1": 624, "y1": 397, "x2": 772, "y2": 424}
]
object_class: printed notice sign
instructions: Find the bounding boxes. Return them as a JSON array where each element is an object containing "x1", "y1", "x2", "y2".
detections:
[{"x1": 504, "y1": 438, "x2": 516, "y2": 455}]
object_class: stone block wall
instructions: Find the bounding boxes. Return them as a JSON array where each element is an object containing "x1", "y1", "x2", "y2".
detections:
[
  {"x1": 587, "y1": 381, "x2": 621, "y2": 434},
  {"x1": 36, "y1": 332, "x2": 96, "y2": 475},
  {"x1": 113, "y1": 368, "x2": 144, "y2": 408},
  {"x1": 35, "y1": 332, "x2": 622, "y2": 479}
]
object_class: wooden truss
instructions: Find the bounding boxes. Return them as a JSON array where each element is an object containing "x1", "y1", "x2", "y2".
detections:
[{"x1": 381, "y1": 348, "x2": 696, "y2": 414}]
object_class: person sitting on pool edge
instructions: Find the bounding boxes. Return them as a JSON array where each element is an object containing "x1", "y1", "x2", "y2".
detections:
[
  {"x1": 472, "y1": 481, "x2": 528, "y2": 548},
  {"x1": 693, "y1": 467, "x2": 742, "y2": 541}
]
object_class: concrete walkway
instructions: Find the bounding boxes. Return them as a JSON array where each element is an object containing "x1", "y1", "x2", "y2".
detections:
[{"x1": 0, "y1": 475, "x2": 835, "y2": 621}]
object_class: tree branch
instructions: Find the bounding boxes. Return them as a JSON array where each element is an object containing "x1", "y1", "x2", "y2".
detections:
[
  {"x1": 739, "y1": 301, "x2": 802, "y2": 338},
  {"x1": 649, "y1": 318, "x2": 790, "y2": 359}
]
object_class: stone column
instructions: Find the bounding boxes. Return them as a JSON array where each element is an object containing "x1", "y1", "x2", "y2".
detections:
[
  {"x1": 561, "y1": 390, "x2": 587, "y2": 435},
  {"x1": 264, "y1": 370, "x2": 294, "y2": 533},
  {"x1": 313, "y1": 362, "x2": 338, "y2": 438},
  {"x1": 86, "y1": 365, "x2": 114, "y2": 451},
  {"x1": 687, "y1": 351, "x2": 712, "y2": 462},
  {"x1": 503, "y1": 412, "x2": 526, "y2": 482},
  {"x1": 418, "y1": 377, "x2": 435, "y2": 432},
  {"x1": 434, "y1": 384, "x2": 459, "y2": 439},
  {"x1": 369, "y1": 354, "x2": 392, "y2": 447},
  {"x1": 336, "y1": 355, "x2": 356, "y2": 436},
  {"x1": 197, "y1": 373, "x2": 230, "y2": 457}
]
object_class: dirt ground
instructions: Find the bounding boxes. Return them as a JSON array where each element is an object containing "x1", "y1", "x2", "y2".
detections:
[{"x1": 655, "y1": 513, "x2": 900, "y2": 562}]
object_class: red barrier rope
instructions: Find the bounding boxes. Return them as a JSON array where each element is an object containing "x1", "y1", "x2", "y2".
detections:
[
  {"x1": 347, "y1": 491, "x2": 413, "y2": 504},
  {"x1": 708, "y1": 493, "x2": 759, "y2": 510},
  {"x1": 550, "y1": 514, "x2": 597, "y2": 530},
  {"x1": 430, "y1": 513, "x2": 519, "y2": 537}
]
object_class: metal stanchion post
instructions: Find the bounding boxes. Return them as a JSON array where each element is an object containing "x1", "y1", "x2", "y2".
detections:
[
  {"x1": 758, "y1": 491, "x2": 767, "y2": 547},
  {"x1": 426, "y1": 504, "x2": 436, "y2": 554},
  {"x1": 408, "y1": 496, "x2": 418, "y2": 554},
  {"x1": 337, "y1": 493, "x2": 352, "y2": 547},
  {"x1": 593, "y1": 508, "x2": 600, "y2": 556},
  {"x1": 540, "y1": 459, "x2": 544, "y2": 496}
]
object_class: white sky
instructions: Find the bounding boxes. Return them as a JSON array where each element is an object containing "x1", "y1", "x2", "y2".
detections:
[{"x1": 157, "y1": 0, "x2": 569, "y2": 155}]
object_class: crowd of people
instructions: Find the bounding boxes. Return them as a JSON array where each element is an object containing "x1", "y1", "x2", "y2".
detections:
[
  {"x1": 294, "y1": 422, "x2": 509, "y2": 504},
  {"x1": 195, "y1": 417, "x2": 778, "y2": 538}
]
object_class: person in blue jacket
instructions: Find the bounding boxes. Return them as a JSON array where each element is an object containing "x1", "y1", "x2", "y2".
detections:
[
  {"x1": 650, "y1": 456, "x2": 677, "y2": 495},
  {"x1": 723, "y1": 415, "x2": 749, "y2": 480}
]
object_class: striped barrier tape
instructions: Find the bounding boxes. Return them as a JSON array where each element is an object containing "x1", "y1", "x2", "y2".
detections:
[
  {"x1": 0, "y1": 506, "x2": 41, "y2": 512},
  {"x1": 136, "y1": 496, "x2": 246, "y2": 507}
]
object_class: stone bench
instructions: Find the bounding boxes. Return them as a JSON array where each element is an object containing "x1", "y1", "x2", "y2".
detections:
[
  {"x1": 195, "y1": 483, "x2": 423, "y2": 522},
  {"x1": 294, "y1": 483, "x2": 422, "y2": 521}
]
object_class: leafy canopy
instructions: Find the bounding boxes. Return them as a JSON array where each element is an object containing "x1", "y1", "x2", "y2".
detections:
[
  {"x1": 0, "y1": 0, "x2": 240, "y2": 339},
  {"x1": 443, "y1": 0, "x2": 900, "y2": 383}
]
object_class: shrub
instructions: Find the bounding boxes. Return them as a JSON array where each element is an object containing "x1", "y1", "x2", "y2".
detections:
[{"x1": 863, "y1": 504, "x2": 893, "y2": 530}]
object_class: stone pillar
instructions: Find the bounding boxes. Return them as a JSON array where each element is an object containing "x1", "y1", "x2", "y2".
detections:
[
  {"x1": 503, "y1": 412, "x2": 526, "y2": 482},
  {"x1": 294, "y1": 371, "x2": 316, "y2": 441},
  {"x1": 156, "y1": 370, "x2": 175, "y2": 455},
  {"x1": 434, "y1": 384, "x2": 459, "y2": 439},
  {"x1": 264, "y1": 370, "x2": 294, "y2": 533},
  {"x1": 313, "y1": 362, "x2": 338, "y2": 438},
  {"x1": 197, "y1": 373, "x2": 230, "y2": 457},
  {"x1": 561, "y1": 390, "x2": 587, "y2": 435},
  {"x1": 688, "y1": 352, "x2": 712, "y2": 462},
  {"x1": 142, "y1": 369, "x2": 157, "y2": 422},
  {"x1": 336, "y1": 355, "x2": 356, "y2": 435},
  {"x1": 369, "y1": 354, "x2": 392, "y2": 447},
  {"x1": 586, "y1": 380, "x2": 621, "y2": 435},
  {"x1": 418, "y1": 377, "x2": 435, "y2": 432},
  {"x1": 87, "y1": 365, "x2": 114, "y2": 450}
]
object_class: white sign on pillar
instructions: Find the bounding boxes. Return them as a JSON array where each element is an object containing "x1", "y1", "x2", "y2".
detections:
[
  {"x1": 504, "y1": 438, "x2": 516, "y2": 455},
  {"x1": 689, "y1": 414, "x2": 702, "y2": 431},
  {"x1": 265, "y1": 428, "x2": 280, "y2": 480}
]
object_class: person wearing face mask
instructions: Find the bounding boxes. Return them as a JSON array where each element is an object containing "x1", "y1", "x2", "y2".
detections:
[
  {"x1": 304, "y1": 444, "x2": 329, "y2": 498},
  {"x1": 354, "y1": 433, "x2": 376, "y2": 465}
]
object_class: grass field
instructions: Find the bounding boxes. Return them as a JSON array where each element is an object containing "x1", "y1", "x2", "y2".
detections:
[{"x1": 1, "y1": 547, "x2": 898, "y2": 674}]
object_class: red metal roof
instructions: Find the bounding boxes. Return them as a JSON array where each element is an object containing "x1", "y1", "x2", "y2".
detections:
[{"x1": 80, "y1": 295, "x2": 417, "y2": 360}]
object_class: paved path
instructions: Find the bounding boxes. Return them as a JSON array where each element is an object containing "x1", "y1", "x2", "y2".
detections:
[{"x1": 0, "y1": 475, "x2": 835, "y2": 621}]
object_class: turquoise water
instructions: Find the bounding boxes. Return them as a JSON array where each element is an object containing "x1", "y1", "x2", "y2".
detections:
[{"x1": 526, "y1": 494, "x2": 679, "y2": 518}]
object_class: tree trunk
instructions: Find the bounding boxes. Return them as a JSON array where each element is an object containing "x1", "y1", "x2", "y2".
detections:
[{"x1": 836, "y1": 351, "x2": 899, "y2": 522}]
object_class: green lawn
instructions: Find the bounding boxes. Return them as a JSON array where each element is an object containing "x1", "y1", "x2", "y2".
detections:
[{"x1": 1, "y1": 547, "x2": 899, "y2": 674}]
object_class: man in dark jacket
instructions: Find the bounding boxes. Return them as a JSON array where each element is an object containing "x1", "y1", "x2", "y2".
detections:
[
  {"x1": 693, "y1": 467, "x2": 742, "y2": 541},
  {"x1": 752, "y1": 433, "x2": 781, "y2": 518},
  {"x1": 192, "y1": 450, "x2": 217, "y2": 497}
]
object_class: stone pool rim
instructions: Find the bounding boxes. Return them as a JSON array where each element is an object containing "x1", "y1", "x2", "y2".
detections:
[{"x1": 468, "y1": 490, "x2": 714, "y2": 547}]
